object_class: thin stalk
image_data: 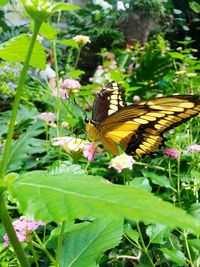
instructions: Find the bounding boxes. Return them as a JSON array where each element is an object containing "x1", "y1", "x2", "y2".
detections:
[
  {"x1": 0, "y1": 21, "x2": 41, "y2": 179},
  {"x1": 0, "y1": 195, "x2": 30, "y2": 267},
  {"x1": 183, "y1": 231, "x2": 194, "y2": 267},
  {"x1": 28, "y1": 241, "x2": 39, "y2": 267},
  {"x1": 0, "y1": 21, "x2": 42, "y2": 267},
  {"x1": 34, "y1": 233, "x2": 56, "y2": 265},
  {"x1": 74, "y1": 47, "x2": 81, "y2": 70},
  {"x1": 55, "y1": 220, "x2": 66, "y2": 266},
  {"x1": 136, "y1": 223, "x2": 155, "y2": 267}
]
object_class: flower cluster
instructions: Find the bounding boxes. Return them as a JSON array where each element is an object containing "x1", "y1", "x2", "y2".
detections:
[
  {"x1": 73, "y1": 35, "x2": 91, "y2": 46},
  {"x1": 39, "y1": 112, "x2": 55, "y2": 123},
  {"x1": 4, "y1": 216, "x2": 45, "y2": 247},
  {"x1": 109, "y1": 154, "x2": 135, "y2": 173},
  {"x1": 164, "y1": 148, "x2": 179, "y2": 160},
  {"x1": 52, "y1": 136, "x2": 87, "y2": 152},
  {"x1": 184, "y1": 144, "x2": 200, "y2": 154},
  {"x1": 62, "y1": 79, "x2": 81, "y2": 93}
]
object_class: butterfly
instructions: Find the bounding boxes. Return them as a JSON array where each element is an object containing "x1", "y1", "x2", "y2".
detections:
[{"x1": 85, "y1": 81, "x2": 200, "y2": 157}]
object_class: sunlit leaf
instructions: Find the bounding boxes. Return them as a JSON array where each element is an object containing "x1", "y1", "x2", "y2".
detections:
[
  {"x1": 146, "y1": 224, "x2": 171, "y2": 244},
  {"x1": 0, "y1": 34, "x2": 46, "y2": 69},
  {"x1": 52, "y1": 2, "x2": 79, "y2": 13},
  {"x1": 0, "y1": 0, "x2": 9, "y2": 7},
  {"x1": 8, "y1": 171, "x2": 200, "y2": 234}
]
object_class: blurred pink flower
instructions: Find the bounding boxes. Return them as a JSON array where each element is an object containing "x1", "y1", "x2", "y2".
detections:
[
  {"x1": 39, "y1": 112, "x2": 55, "y2": 122},
  {"x1": 164, "y1": 148, "x2": 179, "y2": 160},
  {"x1": 184, "y1": 144, "x2": 200, "y2": 153},
  {"x1": 62, "y1": 79, "x2": 81, "y2": 91},
  {"x1": 109, "y1": 154, "x2": 135, "y2": 173},
  {"x1": 4, "y1": 216, "x2": 45, "y2": 247},
  {"x1": 52, "y1": 88, "x2": 68, "y2": 100},
  {"x1": 83, "y1": 142, "x2": 97, "y2": 161},
  {"x1": 132, "y1": 95, "x2": 140, "y2": 102}
]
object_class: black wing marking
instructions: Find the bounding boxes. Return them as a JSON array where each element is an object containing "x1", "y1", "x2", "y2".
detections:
[
  {"x1": 92, "y1": 81, "x2": 126, "y2": 124},
  {"x1": 126, "y1": 95, "x2": 200, "y2": 156}
]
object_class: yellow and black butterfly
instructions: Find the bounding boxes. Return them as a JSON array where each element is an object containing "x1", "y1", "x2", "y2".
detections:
[{"x1": 85, "y1": 81, "x2": 200, "y2": 157}]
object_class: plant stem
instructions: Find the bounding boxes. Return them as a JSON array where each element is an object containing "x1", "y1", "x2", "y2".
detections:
[
  {"x1": 136, "y1": 223, "x2": 155, "y2": 267},
  {"x1": 74, "y1": 47, "x2": 81, "y2": 70},
  {"x1": 0, "y1": 21, "x2": 41, "y2": 179},
  {"x1": 28, "y1": 241, "x2": 39, "y2": 267},
  {"x1": 55, "y1": 220, "x2": 66, "y2": 266},
  {"x1": 0, "y1": 195, "x2": 30, "y2": 267},
  {"x1": 34, "y1": 233, "x2": 56, "y2": 265},
  {"x1": 0, "y1": 21, "x2": 42, "y2": 267}
]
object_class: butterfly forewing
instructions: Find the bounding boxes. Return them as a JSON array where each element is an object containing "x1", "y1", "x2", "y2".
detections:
[{"x1": 92, "y1": 81, "x2": 126, "y2": 124}]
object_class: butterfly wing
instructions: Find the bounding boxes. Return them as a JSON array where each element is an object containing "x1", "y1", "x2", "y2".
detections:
[
  {"x1": 92, "y1": 81, "x2": 126, "y2": 124},
  {"x1": 98, "y1": 95, "x2": 200, "y2": 156}
]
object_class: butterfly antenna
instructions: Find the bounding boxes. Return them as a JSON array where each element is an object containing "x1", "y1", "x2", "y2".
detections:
[{"x1": 73, "y1": 97, "x2": 88, "y2": 118}]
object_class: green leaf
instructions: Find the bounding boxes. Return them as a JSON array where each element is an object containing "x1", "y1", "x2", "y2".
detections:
[
  {"x1": 142, "y1": 171, "x2": 172, "y2": 189},
  {"x1": 0, "y1": 0, "x2": 9, "y2": 7},
  {"x1": 8, "y1": 172, "x2": 200, "y2": 234},
  {"x1": 188, "y1": 239, "x2": 200, "y2": 250},
  {"x1": 189, "y1": 1, "x2": 200, "y2": 13},
  {"x1": 0, "y1": 124, "x2": 46, "y2": 172},
  {"x1": 0, "y1": 34, "x2": 46, "y2": 69},
  {"x1": 161, "y1": 248, "x2": 186, "y2": 266},
  {"x1": 59, "y1": 39, "x2": 79, "y2": 49},
  {"x1": 124, "y1": 223, "x2": 139, "y2": 243},
  {"x1": 52, "y1": 3, "x2": 79, "y2": 13},
  {"x1": 69, "y1": 69, "x2": 85, "y2": 79},
  {"x1": 146, "y1": 224, "x2": 171, "y2": 244},
  {"x1": 36, "y1": 22, "x2": 57, "y2": 40},
  {"x1": 130, "y1": 177, "x2": 152, "y2": 192},
  {"x1": 168, "y1": 52, "x2": 185, "y2": 60},
  {"x1": 60, "y1": 218, "x2": 123, "y2": 267}
]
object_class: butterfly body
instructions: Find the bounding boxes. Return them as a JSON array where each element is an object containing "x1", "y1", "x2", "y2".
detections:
[{"x1": 86, "y1": 81, "x2": 200, "y2": 157}]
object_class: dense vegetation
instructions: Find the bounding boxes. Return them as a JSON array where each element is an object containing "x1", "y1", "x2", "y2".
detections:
[{"x1": 0, "y1": 0, "x2": 200, "y2": 266}]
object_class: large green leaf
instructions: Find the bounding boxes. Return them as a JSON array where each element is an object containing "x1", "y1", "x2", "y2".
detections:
[
  {"x1": 60, "y1": 218, "x2": 123, "y2": 267},
  {"x1": 0, "y1": 34, "x2": 46, "y2": 69},
  {"x1": 8, "y1": 171, "x2": 200, "y2": 234}
]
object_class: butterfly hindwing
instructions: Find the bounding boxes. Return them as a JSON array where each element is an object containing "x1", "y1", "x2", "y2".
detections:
[{"x1": 99, "y1": 95, "x2": 200, "y2": 156}]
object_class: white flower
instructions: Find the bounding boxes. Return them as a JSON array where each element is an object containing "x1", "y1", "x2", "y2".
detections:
[
  {"x1": 94, "y1": 0, "x2": 112, "y2": 10},
  {"x1": 52, "y1": 137, "x2": 87, "y2": 152},
  {"x1": 117, "y1": 1, "x2": 125, "y2": 10},
  {"x1": 73, "y1": 35, "x2": 91, "y2": 45},
  {"x1": 109, "y1": 154, "x2": 135, "y2": 173}
]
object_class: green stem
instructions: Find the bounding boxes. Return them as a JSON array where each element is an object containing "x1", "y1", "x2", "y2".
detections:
[
  {"x1": 74, "y1": 47, "x2": 81, "y2": 70},
  {"x1": 0, "y1": 21, "x2": 41, "y2": 179},
  {"x1": 0, "y1": 195, "x2": 30, "y2": 267},
  {"x1": 34, "y1": 233, "x2": 56, "y2": 265},
  {"x1": 28, "y1": 241, "x2": 39, "y2": 267},
  {"x1": 183, "y1": 231, "x2": 194, "y2": 267},
  {"x1": 0, "y1": 21, "x2": 42, "y2": 267},
  {"x1": 136, "y1": 223, "x2": 155, "y2": 267},
  {"x1": 55, "y1": 220, "x2": 66, "y2": 266}
]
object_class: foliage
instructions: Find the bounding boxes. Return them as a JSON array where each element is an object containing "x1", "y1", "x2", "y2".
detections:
[{"x1": 0, "y1": 0, "x2": 200, "y2": 266}]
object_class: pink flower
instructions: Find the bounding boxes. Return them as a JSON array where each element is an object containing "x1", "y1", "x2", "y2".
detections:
[
  {"x1": 132, "y1": 95, "x2": 140, "y2": 102},
  {"x1": 39, "y1": 112, "x2": 55, "y2": 122},
  {"x1": 184, "y1": 144, "x2": 200, "y2": 154},
  {"x1": 52, "y1": 88, "x2": 68, "y2": 100},
  {"x1": 164, "y1": 148, "x2": 179, "y2": 160},
  {"x1": 109, "y1": 154, "x2": 135, "y2": 173},
  {"x1": 62, "y1": 79, "x2": 81, "y2": 92},
  {"x1": 3, "y1": 216, "x2": 45, "y2": 247},
  {"x1": 83, "y1": 143, "x2": 97, "y2": 161}
]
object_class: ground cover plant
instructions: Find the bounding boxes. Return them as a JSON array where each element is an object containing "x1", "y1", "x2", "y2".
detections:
[{"x1": 0, "y1": 0, "x2": 200, "y2": 266}]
